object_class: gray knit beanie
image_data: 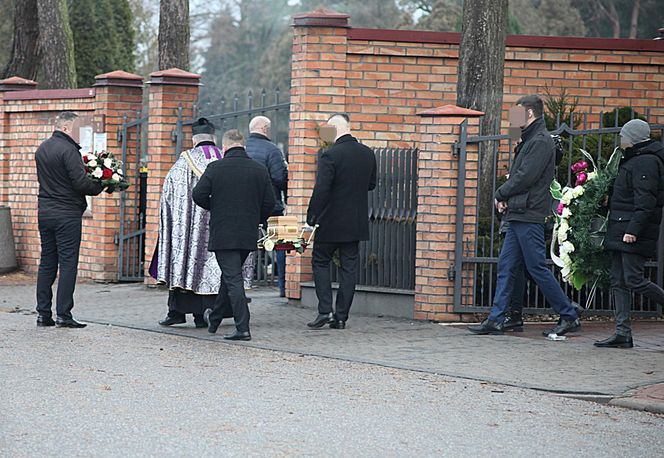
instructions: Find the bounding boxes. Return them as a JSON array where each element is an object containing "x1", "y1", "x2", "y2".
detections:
[{"x1": 620, "y1": 119, "x2": 650, "y2": 145}]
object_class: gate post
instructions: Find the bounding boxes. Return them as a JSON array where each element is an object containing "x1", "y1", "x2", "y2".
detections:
[
  {"x1": 286, "y1": 9, "x2": 350, "y2": 299},
  {"x1": 88, "y1": 71, "x2": 144, "y2": 281},
  {"x1": 415, "y1": 105, "x2": 483, "y2": 321},
  {"x1": 144, "y1": 69, "x2": 200, "y2": 282}
]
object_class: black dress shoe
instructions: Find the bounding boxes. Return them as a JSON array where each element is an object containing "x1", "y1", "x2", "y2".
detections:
[
  {"x1": 37, "y1": 316, "x2": 55, "y2": 327},
  {"x1": 203, "y1": 308, "x2": 219, "y2": 334},
  {"x1": 594, "y1": 334, "x2": 633, "y2": 348},
  {"x1": 329, "y1": 320, "x2": 345, "y2": 329},
  {"x1": 542, "y1": 318, "x2": 580, "y2": 337},
  {"x1": 55, "y1": 318, "x2": 87, "y2": 328},
  {"x1": 223, "y1": 330, "x2": 251, "y2": 341},
  {"x1": 502, "y1": 312, "x2": 523, "y2": 332},
  {"x1": 307, "y1": 312, "x2": 334, "y2": 329},
  {"x1": 159, "y1": 316, "x2": 186, "y2": 326},
  {"x1": 468, "y1": 319, "x2": 504, "y2": 335}
]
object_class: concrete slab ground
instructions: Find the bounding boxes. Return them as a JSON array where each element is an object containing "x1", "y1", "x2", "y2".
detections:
[{"x1": 1, "y1": 273, "x2": 662, "y2": 411}]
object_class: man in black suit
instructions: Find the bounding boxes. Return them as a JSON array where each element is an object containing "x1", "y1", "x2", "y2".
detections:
[
  {"x1": 35, "y1": 111, "x2": 104, "y2": 328},
  {"x1": 306, "y1": 114, "x2": 377, "y2": 329},
  {"x1": 193, "y1": 129, "x2": 275, "y2": 341}
]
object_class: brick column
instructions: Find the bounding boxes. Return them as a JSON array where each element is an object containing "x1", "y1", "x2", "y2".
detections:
[
  {"x1": 286, "y1": 8, "x2": 350, "y2": 299},
  {"x1": 415, "y1": 105, "x2": 483, "y2": 321},
  {"x1": 0, "y1": 77, "x2": 38, "y2": 206},
  {"x1": 76, "y1": 71, "x2": 144, "y2": 281},
  {"x1": 144, "y1": 68, "x2": 200, "y2": 281}
]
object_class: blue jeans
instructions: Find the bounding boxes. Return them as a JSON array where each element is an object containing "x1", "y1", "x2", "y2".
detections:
[{"x1": 488, "y1": 221, "x2": 577, "y2": 323}]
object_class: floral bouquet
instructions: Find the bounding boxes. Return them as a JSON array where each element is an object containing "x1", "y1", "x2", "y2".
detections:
[
  {"x1": 550, "y1": 148, "x2": 621, "y2": 292},
  {"x1": 83, "y1": 151, "x2": 129, "y2": 191}
]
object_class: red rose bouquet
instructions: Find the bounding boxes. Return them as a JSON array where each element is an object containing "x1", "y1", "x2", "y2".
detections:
[{"x1": 83, "y1": 151, "x2": 130, "y2": 191}]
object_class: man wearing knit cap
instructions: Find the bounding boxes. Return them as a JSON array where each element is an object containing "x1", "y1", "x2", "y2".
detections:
[{"x1": 597, "y1": 119, "x2": 664, "y2": 348}]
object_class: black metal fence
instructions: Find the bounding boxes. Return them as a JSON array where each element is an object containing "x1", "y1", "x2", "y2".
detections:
[
  {"x1": 454, "y1": 109, "x2": 664, "y2": 316},
  {"x1": 117, "y1": 113, "x2": 148, "y2": 281},
  {"x1": 330, "y1": 147, "x2": 418, "y2": 291},
  {"x1": 173, "y1": 89, "x2": 291, "y2": 288}
]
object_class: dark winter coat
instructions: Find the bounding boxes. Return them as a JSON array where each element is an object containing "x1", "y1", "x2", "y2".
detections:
[
  {"x1": 494, "y1": 117, "x2": 556, "y2": 224},
  {"x1": 192, "y1": 146, "x2": 275, "y2": 251},
  {"x1": 306, "y1": 134, "x2": 377, "y2": 243},
  {"x1": 35, "y1": 130, "x2": 103, "y2": 219},
  {"x1": 604, "y1": 140, "x2": 664, "y2": 257},
  {"x1": 245, "y1": 133, "x2": 288, "y2": 215}
]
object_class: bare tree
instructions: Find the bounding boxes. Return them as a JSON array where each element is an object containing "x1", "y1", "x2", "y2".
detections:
[
  {"x1": 456, "y1": 0, "x2": 508, "y2": 215},
  {"x1": 629, "y1": 0, "x2": 641, "y2": 39},
  {"x1": 37, "y1": 0, "x2": 77, "y2": 88},
  {"x1": 2, "y1": 0, "x2": 40, "y2": 80},
  {"x1": 158, "y1": 0, "x2": 189, "y2": 70}
]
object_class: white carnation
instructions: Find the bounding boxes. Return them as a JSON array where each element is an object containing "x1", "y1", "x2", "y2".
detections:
[
  {"x1": 92, "y1": 167, "x2": 103, "y2": 178},
  {"x1": 561, "y1": 253, "x2": 572, "y2": 265},
  {"x1": 88, "y1": 160, "x2": 98, "y2": 167},
  {"x1": 117, "y1": 169, "x2": 124, "y2": 176},
  {"x1": 587, "y1": 172, "x2": 597, "y2": 180},
  {"x1": 112, "y1": 173, "x2": 121, "y2": 181},
  {"x1": 557, "y1": 230, "x2": 567, "y2": 243},
  {"x1": 572, "y1": 185, "x2": 584, "y2": 198},
  {"x1": 561, "y1": 189, "x2": 573, "y2": 205},
  {"x1": 559, "y1": 219, "x2": 570, "y2": 233},
  {"x1": 104, "y1": 158, "x2": 113, "y2": 168},
  {"x1": 560, "y1": 241, "x2": 575, "y2": 254},
  {"x1": 561, "y1": 207, "x2": 572, "y2": 219}
]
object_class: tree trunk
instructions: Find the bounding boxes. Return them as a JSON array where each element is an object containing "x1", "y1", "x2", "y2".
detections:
[
  {"x1": 37, "y1": 0, "x2": 77, "y2": 88},
  {"x1": 629, "y1": 0, "x2": 640, "y2": 39},
  {"x1": 2, "y1": 0, "x2": 40, "y2": 80},
  {"x1": 608, "y1": 1, "x2": 621, "y2": 38},
  {"x1": 158, "y1": 0, "x2": 190, "y2": 70},
  {"x1": 456, "y1": 0, "x2": 508, "y2": 218}
]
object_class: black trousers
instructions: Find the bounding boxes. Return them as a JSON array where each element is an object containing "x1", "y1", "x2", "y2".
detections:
[
  {"x1": 36, "y1": 216, "x2": 82, "y2": 319},
  {"x1": 610, "y1": 251, "x2": 664, "y2": 336},
  {"x1": 210, "y1": 250, "x2": 251, "y2": 332},
  {"x1": 312, "y1": 241, "x2": 359, "y2": 322}
]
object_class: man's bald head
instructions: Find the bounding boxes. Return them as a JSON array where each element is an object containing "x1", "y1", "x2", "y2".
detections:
[
  {"x1": 327, "y1": 113, "x2": 351, "y2": 140},
  {"x1": 249, "y1": 115, "x2": 271, "y2": 138}
]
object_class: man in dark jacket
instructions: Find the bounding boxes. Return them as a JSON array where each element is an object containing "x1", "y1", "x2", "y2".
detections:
[
  {"x1": 306, "y1": 114, "x2": 377, "y2": 330},
  {"x1": 469, "y1": 95, "x2": 578, "y2": 336},
  {"x1": 193, "y1": 129, "x2": 275, "y2": 341},
  {"x1": 35, "y1": 111, "x2": 104, "y2": 328},
  {"x1": 595, "y1": 119, "x2": 664, "y2": 348},
  {"x1": 245, "y1": 116, "x2": 289, "y2": 295}
]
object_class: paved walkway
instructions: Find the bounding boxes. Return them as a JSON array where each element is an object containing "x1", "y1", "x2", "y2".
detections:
[{"x1": 1, "y1": 276, "x2": 663, "y2": 410}]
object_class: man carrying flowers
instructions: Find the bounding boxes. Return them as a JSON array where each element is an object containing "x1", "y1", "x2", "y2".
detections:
[
  {"x1": 595, "y1": 119, "x2": 664, "y2": 348},
  {"x1": 469, "y1": 95, "x2": 579, "y2": 336},
  {"x1": 35, "y1": 111, "x2": 105, "y2": 328}
]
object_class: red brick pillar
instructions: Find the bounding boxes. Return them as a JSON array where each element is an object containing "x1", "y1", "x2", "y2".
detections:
[
  {"x1": 144, "y1": 68, "x2": 200, "y2": 281},
  {"x1": 286, "y1": 8, "x2": 350, "y2": 299},
  {"x1": 415, "y1": 105, "x2": 483, "y2": 321},
  {"x1": 76, "y1": 71, "x2": 144, "y2": 281},
  {"x1": 0, "y1": 77, "x2": 38, "y2": 206}
]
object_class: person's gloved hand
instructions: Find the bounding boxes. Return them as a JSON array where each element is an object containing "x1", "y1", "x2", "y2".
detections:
[{"x1": 105, "y1": 184, "x2": 116, "y2": 194}]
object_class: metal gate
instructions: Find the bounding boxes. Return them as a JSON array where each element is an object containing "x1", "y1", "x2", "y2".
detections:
[
  {"x1": 330, "y1": 147, "x2": 418, "y2": 290},
  {"x1": 173, "y1": 89, "x2": 290, "y2": 286},
  {"x1": 453, "y1": 110, "x2": 664, "y2": 316},
  {"x1": 116, "y1": 112, "x2": 148, "y2": 281}
]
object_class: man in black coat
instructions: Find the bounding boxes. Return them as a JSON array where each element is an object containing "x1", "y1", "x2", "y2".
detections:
[
  {"x1": 468, "y1": 95, "x2": 579, "y2": 336},
  {"x1": 306, "y1": 114, "x2": 377, "y2": 329},
  {"x1": 596, "y1": 119, "x2": 664, "y2": 348},
  {"x1": 245, "y1": 115, "x2": 289, "y2": 295},
  {"x1": 193, "y1": 129, "x2": 275, "y2": 341},
  {"x1": 35, "y1": 111, "x2": 104, "y2": 328}
]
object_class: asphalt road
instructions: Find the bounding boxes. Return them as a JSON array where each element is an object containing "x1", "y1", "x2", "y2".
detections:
[{"x1": 1, "y1": 311, "x2": 663, "y2": 457}]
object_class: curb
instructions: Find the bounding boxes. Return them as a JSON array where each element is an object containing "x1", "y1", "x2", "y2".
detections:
[{"x1": 609, "y1": 398, "x2": 664, "y2": 415}]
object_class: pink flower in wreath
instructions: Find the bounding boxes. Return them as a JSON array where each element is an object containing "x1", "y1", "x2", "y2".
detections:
[
  {"x1": 557, "y1": 202, "x2": 566, "y2": 215},
  {"x1": 575, "y1": 172, "x2": 588, "y2": 186}
]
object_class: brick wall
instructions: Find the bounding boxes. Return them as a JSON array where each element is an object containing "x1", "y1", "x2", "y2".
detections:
[
  {"x1": 287, "y1": 10, "x2": 664, "y2": 320},
  {"x1": 343, "y1": 30, "x2": 664, "y2": 148},
  {"x1": 0, "y1": 73, "x2": 143, "y2": 281}
]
